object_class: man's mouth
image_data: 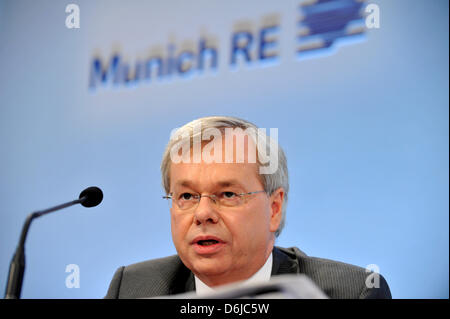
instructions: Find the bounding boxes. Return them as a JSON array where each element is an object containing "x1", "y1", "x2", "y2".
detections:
[
  {"x1": 197, "y1": 239, "x2": 219, "y2": 246},
  {"x1": 192, "y1": 236, "x2": 225, "y2": 254},
  {"x1": 192, "y1": 235, "x2": 224, "y2": 245}
]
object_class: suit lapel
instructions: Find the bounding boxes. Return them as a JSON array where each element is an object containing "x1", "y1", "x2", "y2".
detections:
[
  {"x1": 168, "y1": 258, "x2": 196, "y2": 295},
  {"x1": 184, "y1": 272, "x2": 195, "y2": 292},
  {"x1": 271, "y1": 246, "x2": 300, "y2": 276}
]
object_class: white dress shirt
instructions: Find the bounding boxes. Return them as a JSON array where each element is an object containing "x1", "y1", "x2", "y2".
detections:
[{"x1": 194, "y1": 253, "x2": 273, "y2": 296}]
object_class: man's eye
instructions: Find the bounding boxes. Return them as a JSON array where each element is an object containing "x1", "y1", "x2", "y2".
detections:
[
  {"x1": 222, "y1": 192, "x2": 237, "y2": 199},
  {"x1": 180, "y1": 193, "x2": 194, "y2": 200}
]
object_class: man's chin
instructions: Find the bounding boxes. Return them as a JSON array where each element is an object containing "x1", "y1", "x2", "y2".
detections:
[{"x1": 190, "y1": 258, "x2": 230, "y2": 277}]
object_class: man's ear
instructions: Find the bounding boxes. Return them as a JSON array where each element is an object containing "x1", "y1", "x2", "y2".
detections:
[{"x1": 269, "y1": 188, "x2": 284, "y2": 233}]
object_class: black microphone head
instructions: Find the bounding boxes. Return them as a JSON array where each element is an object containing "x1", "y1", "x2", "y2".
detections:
[{"x1": 79, "y1": 187, "x2": 103, "y2": 208}]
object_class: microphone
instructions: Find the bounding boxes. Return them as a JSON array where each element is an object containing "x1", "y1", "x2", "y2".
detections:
[
  {"x1": 79, "y1": 186, "x2": 103, "y2": 208},
  {"x1": 4, "y1": 186, "x2": 103, "y2": 299}
]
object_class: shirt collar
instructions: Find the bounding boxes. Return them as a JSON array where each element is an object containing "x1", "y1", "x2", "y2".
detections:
[{"x1": 194, "y1": 253, "x2": 273, "y2": 296}]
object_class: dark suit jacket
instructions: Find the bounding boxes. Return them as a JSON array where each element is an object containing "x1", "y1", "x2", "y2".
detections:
[{"x1": 105, "y1": 246, "x2": 391, "y2": 299}]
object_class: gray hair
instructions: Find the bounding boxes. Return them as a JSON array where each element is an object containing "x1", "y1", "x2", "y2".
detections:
[{"x1": 160, "y1": 116, "x2": 289, "y2": 237}]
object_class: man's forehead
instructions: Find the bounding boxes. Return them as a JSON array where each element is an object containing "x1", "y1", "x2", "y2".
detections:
[
  {"x1": 170, "y1": 161, "x2": 258, "y2": 174},
  {"x1": 174, "y1": 179, "x2": 245, "y2": 188},
  {"x1": 170, "y1": 161, "x2": 262, "y2": 188},
  {"x1": 170, "y1": 130, "x2": 260, "y2": 164}
]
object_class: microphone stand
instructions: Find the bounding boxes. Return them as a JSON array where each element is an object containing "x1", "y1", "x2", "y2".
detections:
[{"x1": 4, "y1": 197, "x2": 86, "y2": 299}]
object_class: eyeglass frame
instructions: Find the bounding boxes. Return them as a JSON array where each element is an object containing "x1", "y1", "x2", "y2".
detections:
[{"x1": 162, "y1": 190, "x2": 267, "y2": 210}]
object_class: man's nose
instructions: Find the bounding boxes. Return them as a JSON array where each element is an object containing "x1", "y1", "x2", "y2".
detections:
[{"x1": 193, "y1": 196, "x2": 220, "y2": 226}]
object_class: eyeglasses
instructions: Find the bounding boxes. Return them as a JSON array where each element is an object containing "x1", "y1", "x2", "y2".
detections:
[{"x1": 163, "y1": 190, "x2": 266, "y2": 211}]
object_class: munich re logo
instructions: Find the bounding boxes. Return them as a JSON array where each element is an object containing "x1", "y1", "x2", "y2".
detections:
[
  {"x1": 297, "y1": 0, "x2": 368, "y2": 57},
  {"x1": 88, "y1": 0, "x2": 375, "y2": 91}
]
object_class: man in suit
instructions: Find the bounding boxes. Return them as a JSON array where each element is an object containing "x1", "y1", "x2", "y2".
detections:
[{"x1": 105, "y1": 116, "x2": 391, "y2": 299}]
